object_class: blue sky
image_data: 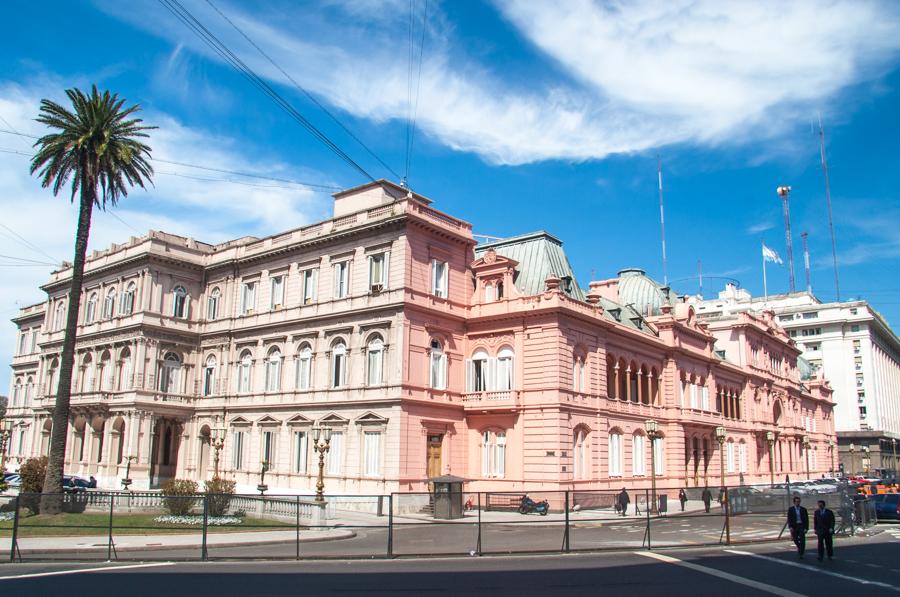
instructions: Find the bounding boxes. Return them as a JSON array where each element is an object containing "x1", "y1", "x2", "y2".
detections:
[{"x1": 2, "y1": 0, "x2": 900, "y2": 391}]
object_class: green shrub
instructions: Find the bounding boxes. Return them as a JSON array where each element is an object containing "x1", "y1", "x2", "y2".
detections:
[
  {"x1": 18, "y1": 456, "x2": 48, "y2": 514},
  {"x1": 204, "y1": 476, "x2": 236, "y2": 517},
  {"x1": 161, "y1": 479, "x2": 199, "y2": 515}
]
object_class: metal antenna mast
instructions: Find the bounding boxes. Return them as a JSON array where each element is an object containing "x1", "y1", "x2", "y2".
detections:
[
  {"x1": 818, "y1": 114, "x2": 840, "y2": 301},
  {"x1": 658, "y1": 156, "x2": 668, "y2": 286},
  {"x1": 777, "y1": 186, "x2": 796, "y2": 293},
  {"x1": 801, "y1": 231, "x2": 811, "y2": 294},
  {"x1": 697, "y1": 259, "x2": 703, "y2": 297}
]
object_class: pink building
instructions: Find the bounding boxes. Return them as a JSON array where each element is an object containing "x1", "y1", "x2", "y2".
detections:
[{"x1": 6, "y1": 180, "x2": 834, "y2": 493}]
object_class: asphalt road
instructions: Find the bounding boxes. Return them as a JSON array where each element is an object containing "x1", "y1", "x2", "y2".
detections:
[{"x1": 1, "y1": 525, "x2": 898, "y2": 596}]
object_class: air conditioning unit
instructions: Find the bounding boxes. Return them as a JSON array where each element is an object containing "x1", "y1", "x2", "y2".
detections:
[{"x1": 370, "y1": 284, "x2": 384, "y2": 294}]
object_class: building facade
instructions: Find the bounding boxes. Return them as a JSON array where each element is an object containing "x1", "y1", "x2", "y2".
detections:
[
  {"x1": 5, "y1": 181, "x2": 835, "y2": 493},
  {"x1": 692, "y1": 284, "x2": 900, "y2": 476}
]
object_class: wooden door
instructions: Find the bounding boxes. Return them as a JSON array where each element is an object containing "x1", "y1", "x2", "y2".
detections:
[{"x1": 426, "y1": 434, "x2": 443, "y2": 479}]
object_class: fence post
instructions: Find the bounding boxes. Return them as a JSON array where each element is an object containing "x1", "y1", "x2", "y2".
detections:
[
  {"x1": 563, "y1": 491, "x2": 570, "y2": 553},
  {"x1": 9, "y1": 495, "x2": 20, "y2": 562},
  {"x1": 387, "y1": 494, "x2": 393, "y2": 558},
  {"x1": 645, "y1": 489, "x2": 652, "y2": 550},
  {"x1": 201, "y1": 494, "x2": 209, "y2": 561},
  {"x1": 724, "y1": 487, "x2": 731, "y2": 545},
  {"x1": 476, "y1": 492, "x2": 482, "y2": 556},
  {"x1": 296, "y1": 495, "x2": 301, "y2": 561},
  {"x1": 107, "y1": 493, "x2": 115, "y2": 561}
]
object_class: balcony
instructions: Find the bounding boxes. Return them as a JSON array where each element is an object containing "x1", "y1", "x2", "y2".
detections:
[{"x1": 462, "y1": 390, "x2": 520, "y2": 411}]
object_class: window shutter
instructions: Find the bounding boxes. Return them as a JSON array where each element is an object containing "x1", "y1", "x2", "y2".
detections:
[
  {"x1": 487, "y1": 357, "x2": 497, "y2": 392},
  {"x1": 465, "y1": 359, "x2": 473, "y2": 393},
  {"x1": 383, "y1": 251, "x2": 390, "y2": 288},
  {"x1": 431, "y1": 260, "x2": 437, "y2": 294}
]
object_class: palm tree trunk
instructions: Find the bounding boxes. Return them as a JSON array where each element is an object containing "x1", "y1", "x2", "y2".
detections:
[{"x1": 40, "y1": 181, "x2": 95, "y2": 514}]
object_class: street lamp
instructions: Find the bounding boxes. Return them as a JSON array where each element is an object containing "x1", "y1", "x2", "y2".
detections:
[
  {"x1": 715, "y1": 426, "x2": 727, "y2": 491},
  {"x1": 802, "y1": 435, "x2": 811, "y2": 480},
  {"x1": 312, "y1": 425, "x2": 332, "y2": 502},
  {"x1": 211, "y1": 427, "x2": 226, "y2": 477},
  {"x1": 892, "y1": 439, "x2": 898, "y2": 481},
  {"x1": 0, "y1": 419, "x2": 12, "y2": 473},
  {"x1": 849, "y1": 443, "x2": 856, "y2": 477},
  {"x1": 766, "y1": 431, "x2": 776, "y2": 487},
  {"x1": 863, "y1": 446, "x2": 870, "y2": 474},
  {"x1": 121, "y1": 455, "x2": 137, "y2": 490},
  {"x1": 645, "y1": 419, "x2": 659, "y2": 514},
  {"x1": 827, "y1": 439, "x2": 836, "y2": 476}
]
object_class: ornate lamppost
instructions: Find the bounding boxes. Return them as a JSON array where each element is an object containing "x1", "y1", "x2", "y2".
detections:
[
  {"x1": 715, "y1": 426, "x2": 727, "y2": 490},
  {"x1": 121, "y1": 455, "x2": 137, "y2": 490},
  {"x1": 211, "y1": 427, "x2": 226, "y2": 477},
  {"x1": 312, "y1": 425, "x2": 332, "y2": 502},
  {"x1": 766, "y1": 431, "x2": 776, "y2": 486},
  {"x1": 644, "y1": 419, "x2": 659, "y2": 514},
  {"x1": 257, "y1": 460, "x2": 270, "y2": 495},
  {"x1": 892, "y1": 438, "x2": 897, "y2": 480},
  {"x1": 848, "y1": 443, "x2": 856, "y2": 477},
  {"x1": 862, "y1": 446, "x2": 870, "y2": 475},
  {"x1": 827, "y1": 439, "x2": 836, "y2": 476},
  {"x1": 801, "y1": 435, "x2": 811, "y2": 480},
  {"x1": 0, "y1": 419, "x2": 12, "y2": 473}
]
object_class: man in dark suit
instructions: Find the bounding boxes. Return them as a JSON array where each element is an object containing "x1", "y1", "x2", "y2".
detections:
[
  {"x1": 814, "y1": 500, "x2": 836, "y2": 561},
  {"x1": 617, "y1": 488, "x2": 630, "y2": 517},
  {"x1": 787, "y1": 495, "x2": 809, "y2": 557}
]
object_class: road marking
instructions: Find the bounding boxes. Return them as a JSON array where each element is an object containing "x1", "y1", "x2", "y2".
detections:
[
  {"x1": 0, "y1": 562, "x2": 175, "y2": 581},
  {"x1": 725, "y1": 550, "x2": 900, "y2": 592},
  {"x1": 635, "y1": 551, "x2": 803, "y2": 597}
]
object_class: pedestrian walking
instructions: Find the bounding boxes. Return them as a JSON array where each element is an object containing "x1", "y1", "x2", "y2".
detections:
[
  {"x1": 617, "y1": 487, "x2": 630, "y2": 517},
  {"x1": 718, "y1": 487, "x2": 726, "y2": 511},
  {"x1": 787, "y1": 495, "x2": 809, "y2": 558},
  {"x1": 701, "y1": 486, "x2": 712, "y2": 513},
  {"x1": 678, "y1": 488, "x2": 688, "y2": 512},
  {"x1": 814, "y1": 500, "x2": 835, "y2": 561}
]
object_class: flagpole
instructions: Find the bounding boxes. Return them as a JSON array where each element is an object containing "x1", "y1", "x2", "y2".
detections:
[{"x1": 762, "y1": 244, "x2": 768, "y2": 302}]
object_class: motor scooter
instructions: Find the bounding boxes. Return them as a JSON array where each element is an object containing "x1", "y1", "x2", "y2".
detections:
[{"x1": 518, "y1": 494, "x2": 549, "y2": 515}]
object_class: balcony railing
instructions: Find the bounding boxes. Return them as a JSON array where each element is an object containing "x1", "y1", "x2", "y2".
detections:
[{"x1": 462, "y1": 390, "x2": 519, "y2": 408}]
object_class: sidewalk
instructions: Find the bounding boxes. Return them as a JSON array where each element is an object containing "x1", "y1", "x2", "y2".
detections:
[{"x1": 0, "y1": 528, "x2": 355, "y2": 555}]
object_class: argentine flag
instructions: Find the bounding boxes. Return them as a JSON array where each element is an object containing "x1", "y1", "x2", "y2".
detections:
[{"x1": 762, "y1": 244, "x2": 783, "y2": 265}]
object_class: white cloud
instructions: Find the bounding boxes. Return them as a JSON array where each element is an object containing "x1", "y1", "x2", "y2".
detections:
[
  {"x1": 97, "y1": 0, "x2": 900, "y2": 165},
  {"x1": 0, "y1": 79, "x2": 335, "y2": 391},
  {"x1": 747, "y1": 221, "x2": 776, "y2": 235}
]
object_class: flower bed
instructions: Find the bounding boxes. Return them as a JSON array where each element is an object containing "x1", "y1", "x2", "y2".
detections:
[
  {"x1": 0, "y1": 512, "x2": 15, "y2": 522},
  {"x1": 153, "y1": 515, "x2": 242, "y2": 526}
]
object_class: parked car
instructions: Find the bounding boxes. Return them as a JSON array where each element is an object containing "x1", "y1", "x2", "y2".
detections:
[
  {"x1": 874, "y1": 493, "x2": 900, "y2": 521},
  {"x1": 62, "y1": 475, "x2": 92, "y2": 493},
  {"x1": 2, "y1": 472, "x2": 21, "y2": 488}
]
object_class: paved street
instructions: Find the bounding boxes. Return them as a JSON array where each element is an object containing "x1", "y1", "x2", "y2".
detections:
[{"x1": 0, "y1": 527, "x2": 897, "y2": 596}]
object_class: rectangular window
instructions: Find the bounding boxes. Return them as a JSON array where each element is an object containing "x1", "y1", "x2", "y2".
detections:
[
  {"x1": 690, "y1": 385, "x2": 699, "y2": 409},
  {"x1": 431, "y1": 259, "x2": 448, "y2": 298},
  {"x1": 334, "y1": 261, "x2": 350, "y2": 299},
  {"x1": 270, "y1": 275, "x2": 284, "y2": 309},
  {"x1": 726, "y1": 442, "x2": 735, "y2": 473},
  {"x1": 207, "y1": 293, "x2": 218, "y2": 320},
  {"x1": 363, "y1": 431, "x2": 382, "y2": 476},
  {"x1": 701, "y1": 386, "x2": 710, "y2": 411},
  {"x1": 802, "y1": 312, "x2": 818, "y2": 319},
  {"x1": 859, "y1": 406, "x2": 867, "y2": 418},
  {"x1": 653, "y1": 437, "x2": 664, "y2": 476},
  {"x1": 633, "y1": 434, "x2": 645, "y2": 476},
  {"x1": 368, "y1": 253, "x2": 387, "y2": 292},
  {"x1": 232, "y1": 431, "x2": 245, "y2": 470},
  {"x1": 850, "y1": 324, "x2": 860, "y2": 332},
  {"x1": 327, "y1": 431, "x2": 343, "y2": 475},
  {"x1": 17, "y1": 332, "x2": 26, "y2": 356},
  {"x1": 609, "y1": 433, "x2": 622, "y2": 477},
  {"x1": 261, "y1": 430, "x2": 276, "y2": 466},
  {"x1": 738, "y1": 443, "x2": 747, "y2": 473},
  {"x1": 30, "y1": 329, "x2": 38, "y2": 353},
  {"x1": 302, "y1": 269, "x2": 317, "y2": 304},
  {"x1": 293, "y1": 431, "x2": 308, "y2": 474},
  {"x1": 241, "y1": 282, "x2": 257, "y2": 315},
  {"x1": 367, "y1": 347, "x2": 383, "y2": 386}
]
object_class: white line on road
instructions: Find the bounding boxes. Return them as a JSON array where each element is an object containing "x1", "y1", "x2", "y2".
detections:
[
  {"x1": 635, "y1": 551, "x2": 803, "y2": 597},
  {"x1": 0, "y1": 562, "x2": 175, "y2": 581},
  {"x1": 725, "y1": 550, "x2": 900, "y2": 592}
]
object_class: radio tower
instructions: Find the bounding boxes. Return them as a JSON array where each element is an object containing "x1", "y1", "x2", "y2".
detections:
[
  {"x1": 801, "y1": 231, "x2": 811, "y2": 294},
  {"x1": 818, "y1": 115, "x2": 840, "y2": 301},
  {"x1": 777, "y1": 186, "x2": 796, "y2": 293}
]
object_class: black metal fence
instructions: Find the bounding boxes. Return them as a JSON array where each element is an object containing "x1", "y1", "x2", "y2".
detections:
[{"x1": 0, "y1": 482, "x2": 878, "y2": 562}]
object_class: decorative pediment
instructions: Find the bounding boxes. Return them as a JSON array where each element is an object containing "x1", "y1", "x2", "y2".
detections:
[
  {"x1": 471, "y1": 249, "x2": 518, "y2": 272},
  {"x1": 318, "y1": 413, "x2": 349, "y2": 426},
  {"x1": 355, "y1": 411, "x2": 389, "y2": 426},
  {"x1": 256, "y1": 415, "x2": 282, "y2": 427},
  {"x1": 229, "y1": 416, "x2": 252, "y2": 427},
  {"x1": 286, "y1": 414, "x2": 314, "y2": 427}
]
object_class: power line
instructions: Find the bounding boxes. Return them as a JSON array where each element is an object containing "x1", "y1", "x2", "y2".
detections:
[
  {"x1": 158, "y1": 0, "x2": 376, "y2": 182},
  {"x1": 0, "y1": 253, "x2": 58, "y2": 266},
  {"x1": 0, "y1": 222, "x2": 60, "y2": 263},
  {"x1": 404, "y1": 0, "x2": 428, "y2": 185},
  {"x1": 203, "y1": 0, "x2": 400, "y2": 181}
]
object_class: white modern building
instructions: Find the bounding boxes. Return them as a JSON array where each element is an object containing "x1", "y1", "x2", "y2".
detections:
[{"x1": 691, "y1": 284, "x2": 900, "y2": 476}]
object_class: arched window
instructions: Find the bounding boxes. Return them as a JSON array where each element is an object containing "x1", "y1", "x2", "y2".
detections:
[
  {"x1": 484, "y1": 282, "x2": 495, "y2": 303},
  {"x1": 266, "y1": 347, "x2": 282, "y2": 392},
  {"x1": 608, "y1": 431, "x2": 623, "y2": 477},
  {"x1": 103, "y1": 288, "x2": 116, "y2": 319},
  {"x1": 629, "y1": 362, "x2": 639, "y2": 403},
  {"x1": 24, "y1": 376, "x2": 33, "y2": 404},
  {"x1": 331, "y1": 341, "x2": 347, "y2": 388},
  {"x1": 237, "y1": 350, "x2": 252, "y2": 393},
  {"x1": 430, "y1": 339, "x2": 446, "y2": 390},
  {"x1": 639, "y1": 365, "x2": 650, "y2": 404},
  {"x1": 470, "y1": 349, "x2": 489, "y2": 392},
  {"x1": 12, "y1": 378, "x2": 22, "y2": 406},
  {"x1": 296, "y1": 344, "x2": 312, "y2": 390},
  {"x1": 606, "y1": 356, "x2": 616, "y2": 399},
  {"x1": 81, "y1": 354, "x2": 94, "y2": 392},
  {"x1": 633, "y1": 432, "x2": 646, "y2": 476},
  {"x1": 573, "y1": 427, "x2": 588, "y2": 480},
  {"x1": 207, "y1": 287, "x2": 220, "y2": 320},
  {"x1": 367, "y1": 336, "x2": 384, "y2": 386},
  {"x1": 650, "y1": 367, "x2": 660, "y2": 405},
  {"x1": 120, "y1": 282, "x2": 136, "y2": 315},
  {"x1": 573, "y1": 355, "x2": 586, "y2": 393},
  {"x1": 173, "y1": 286, "x2": 187, "y2": 319},
  {"x1": 203, "y1": 355, "x2": 216, "y2": 396},
  {"x1": 617, "y1": 359, "x2": 628, "y2": 401},
  {"x1": 117, "y1": 348, "x2": 132, "y2": 391},
  {"x1": 158, "y1": 352, "x2": 181, "y2": 394},
  {"x1": 48, "y1": 357, "x2": 59, "y2": 394},
  {"x1": 54, "y1": 301, "x2": 66, "y2": 330},
  {"x1": 497, "y1": 346, "x2": 514, "y2": 391},
  {"x1": 84, "y1": 293, "x2": 98, "y2": 324},
  {"x1": 652, "y1": 435, "x2": 665, "y2": 476},
  {"x1": 481, "y1": 430, "x2": 506, "y2": 478},
  {"x1": 98, "y1": 351, "x2": 111, "y2": 391}
]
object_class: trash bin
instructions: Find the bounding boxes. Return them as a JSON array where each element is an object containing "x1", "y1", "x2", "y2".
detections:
[
  {"x1": 429, "y1": 475, "x2": 466, "y2": 519},
  {"x1": 658, "y1": 494, "x2": 668, "y2": 513}
]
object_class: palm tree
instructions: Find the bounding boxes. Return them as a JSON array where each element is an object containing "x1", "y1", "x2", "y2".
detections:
[{"x1": 31, "y1": 86, "x2": 154, "y2": 513}]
